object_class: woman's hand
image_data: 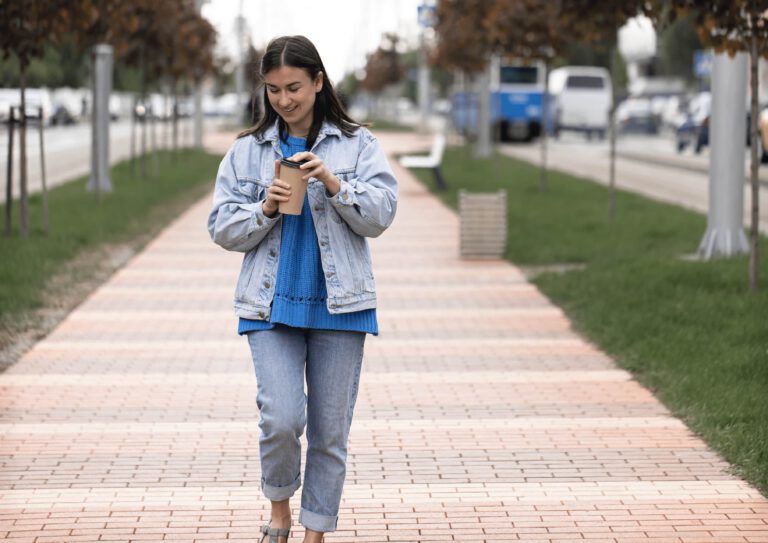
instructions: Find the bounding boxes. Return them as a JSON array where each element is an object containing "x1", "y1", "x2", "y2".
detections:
[
  {"x1": 263, "y1": 160, "x2": 291, "y2": 217},
  {"x1": 289, "y1": 151, "x2": 341, "y2": 196}
]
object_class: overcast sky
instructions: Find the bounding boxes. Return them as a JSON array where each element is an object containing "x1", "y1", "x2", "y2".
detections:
[
  {"x1": 200, "y1": 1, "x2": 656, "y2": 84},
  {"x1": 201, "y1": 0, "x2": 425, "y2": 84}
]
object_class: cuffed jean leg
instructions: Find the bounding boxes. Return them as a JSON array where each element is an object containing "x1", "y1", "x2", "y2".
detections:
[
  {"x1": 246, "y1": 326, "x2": 308, "y2": 502},
  {"x1": 299, "y1": 329, "x2": 366, "y2": 533}
]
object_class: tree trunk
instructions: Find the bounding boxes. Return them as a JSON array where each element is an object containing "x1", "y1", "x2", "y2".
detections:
[
  {"x1": 608, "y1": 46, "x2": 618, "y2": 223},
  {"x1": 193, "y1": 79, "x2": 203, "y2": 149},
  {"x1": 130, "y1": 95, "x2": 136, "y2": 175},
  {"x1": 150, "y1": 101, "x2": 158, "y2": 177},
  {"x1": 748, "y1": 30, "x2": 759, "y2": 292},
  {"x1": 539, "y1": 59, "x2": 550, "y2": 192},
  {"x1": 173, "y1": 79, "x2": 179, "y2": 160},
  {"x1": 38, "y1": 106, "x2": 49, "y2": 234},
  {"x1": 164, "y1": 88, "x2": 171, "y2": 151},
  {"x1": 140, "y1": 47, "x2": 147, "y2": 179},
  {"x1": 5, "y1": 106, "x2": 14, "y2": 236},
  {"x1": 89, "y1": 49, "x2": 100, "y2": 200},
  {"x1": 461, "y1": 71, "x2": 470, "y2": 159},
  {"x1": 476, "y1": 61, "x2": 492, "y2": 158},
  {"x1": 19, "y1": 68, "x2": 28, "y2": 238}
]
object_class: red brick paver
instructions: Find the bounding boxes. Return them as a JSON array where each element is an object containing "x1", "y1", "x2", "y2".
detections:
[{"x1": 1, "y1": 131, "x2": 766, "y2": 542}]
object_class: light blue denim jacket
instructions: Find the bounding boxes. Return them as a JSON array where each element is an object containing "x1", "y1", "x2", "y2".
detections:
[{"x1": 208, "y1": 120, "x2": 398, "y2": 320}]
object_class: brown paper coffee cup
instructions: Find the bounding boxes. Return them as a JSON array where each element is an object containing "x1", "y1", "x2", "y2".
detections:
[{"x1": 277, "y1": 158, "x2": 308, "y2": 215}]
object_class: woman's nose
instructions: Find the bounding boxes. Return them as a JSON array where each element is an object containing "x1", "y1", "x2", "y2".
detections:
[{"x1": 278, "y1": 93, "x2": 291, "y2": 108}]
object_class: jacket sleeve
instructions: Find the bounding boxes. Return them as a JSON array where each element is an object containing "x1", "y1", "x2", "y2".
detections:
[
  {"x1": 207, "y1": 143, "x2": 281, "y2": 252},
  {"x1": 325, "y1": 132, "x2": 398, "y2": 238}
]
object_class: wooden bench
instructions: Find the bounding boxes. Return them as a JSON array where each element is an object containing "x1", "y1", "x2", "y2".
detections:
[{"x1": 399, "y1": 133, "x2": 447, "y2": 190}]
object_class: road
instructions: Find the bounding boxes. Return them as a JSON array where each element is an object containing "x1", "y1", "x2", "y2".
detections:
[
  {"x1": 4, "y1": 118, "x2": 768, "y2": 236},
  {"x1": 499, "y1": 132, "x2": 768, "y2": 235},
  {"x1": 0, "y1": 117, "x2": 228, "y2": 204}
]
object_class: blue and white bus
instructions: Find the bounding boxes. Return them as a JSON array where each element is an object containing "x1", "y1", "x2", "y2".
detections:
[{"x1": 451, "y1": 58, "x2": 548, "y2": 142}]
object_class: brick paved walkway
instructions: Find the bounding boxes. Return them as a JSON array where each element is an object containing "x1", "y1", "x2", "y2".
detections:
[{"x1": 1, "y1": 132, "x2": 767, "y2": 542}]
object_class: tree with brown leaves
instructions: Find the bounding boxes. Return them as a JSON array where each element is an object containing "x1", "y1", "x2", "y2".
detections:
[
  {"x1": 362, "y1": 33, "x2": 405, "y2": 121},
  {"x1": 0, "y1": 0, "x2": 90, "y2": 236},
  {"x1": 651, "y1": 1, "x2": 768, "y2": 291}
]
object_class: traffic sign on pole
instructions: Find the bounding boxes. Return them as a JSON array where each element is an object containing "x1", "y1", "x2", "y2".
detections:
[{"x1": 418, "y1": 3, "x2": 436, "y2": 28}]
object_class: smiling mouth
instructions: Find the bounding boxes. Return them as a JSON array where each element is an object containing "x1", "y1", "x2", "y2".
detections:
[{"x1": 283, "y1": 107, "x2": 297, "y2": 113}]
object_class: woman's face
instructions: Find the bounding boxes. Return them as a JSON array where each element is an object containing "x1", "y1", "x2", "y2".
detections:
[{"x1": 264, "y1": 65, "x2": 323, "y2": 136}]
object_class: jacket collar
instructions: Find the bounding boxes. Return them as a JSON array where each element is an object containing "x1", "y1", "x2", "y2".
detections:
[{"x1": 253, "y1": 119, "x2": 342, "y2": 144}]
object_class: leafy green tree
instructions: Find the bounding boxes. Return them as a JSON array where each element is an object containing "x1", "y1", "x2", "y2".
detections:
[
  {"x1": 0, "y1": 37, "x2": 89, "y2": 88},
  {"x1": 657, "y1": 13, "x2": 703, "y2": 83}
]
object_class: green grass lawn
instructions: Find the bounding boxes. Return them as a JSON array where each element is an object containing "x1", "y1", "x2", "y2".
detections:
[
  {"x1": 411, "y1": 146, "x2": 768, "y2": 495},
  {"x1": 0, "y1": 149, "x2": 221, "y2": 343},
  {"x1": 365, "y1": 118, "x2": 416, "y2": 132}
]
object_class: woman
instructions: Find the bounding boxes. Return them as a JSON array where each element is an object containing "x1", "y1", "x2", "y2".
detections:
[{"x1": 208, "y1": 35, "x2": 398, "y2": 543}]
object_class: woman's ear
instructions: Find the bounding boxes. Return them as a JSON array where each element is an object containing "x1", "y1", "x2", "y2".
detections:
[{"x1": 314, "y1": 71, "x2": 324, "y2": 93}]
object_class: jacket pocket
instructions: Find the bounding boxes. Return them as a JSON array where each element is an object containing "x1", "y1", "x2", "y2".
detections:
[{"x1": 236, "y1": 177, "x2": 269, "y2": 201}]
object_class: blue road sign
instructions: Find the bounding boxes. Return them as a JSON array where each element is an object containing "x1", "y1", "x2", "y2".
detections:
[
  {"x1": 418, "y1": 4, "x2": 436, "y2": 28},
  {"x1": 694, "y1": 50, "x2": 712, "y2": 78}
]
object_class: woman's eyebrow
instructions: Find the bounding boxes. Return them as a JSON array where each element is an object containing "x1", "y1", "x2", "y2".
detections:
[{"x1": 267, "y1": 81, "x2": 302, "y2": 88}]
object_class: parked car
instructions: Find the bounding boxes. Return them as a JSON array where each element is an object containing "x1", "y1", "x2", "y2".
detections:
[
  {"x1": 0, "y1": 88, "x2": 53, "y2": 123},
  {"x1": 616, "y1": 97, "x2": 659, "y2": 134},
  {"x1": 49, "y1": 104, "x2": 77, "y2": 126},
  {"x1": 549, "y1": 65, "x2": 612, "y2": 140}
]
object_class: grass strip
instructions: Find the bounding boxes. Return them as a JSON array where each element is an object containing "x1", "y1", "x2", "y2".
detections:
[
  {"x1": 0, "y1": 149, "x2": 221, "y2": 350},
  {"x1": 410, "y1": 145, "x2": 768, "y2": 495},
  {"x1": 365, "y1": 118, "x2": 416, "y2": 132}
]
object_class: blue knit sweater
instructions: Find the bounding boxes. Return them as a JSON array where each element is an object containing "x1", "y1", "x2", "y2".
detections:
[{"x1": 238, "y1": 135, "x2": 378, "y2": 335}]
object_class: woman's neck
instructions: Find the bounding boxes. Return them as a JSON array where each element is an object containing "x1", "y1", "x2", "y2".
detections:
[{"x1": 286, "y1": 121, "x2": 311, "y2": 139}]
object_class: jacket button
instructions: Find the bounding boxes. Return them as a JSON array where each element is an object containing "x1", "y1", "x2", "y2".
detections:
[
  {"x1": 269, "y1": 249, "x2": 276, "y2": 257},
  {"x1": 257, "y1": 218, "x2": 263, "y2": 226},
  {"x1": 319, "y1": 241, "x2": 327, "y2": 247},
  {"x1": 341, "y1": 193, "x2": 349, "y2": 201},
  {"x1": 314, "y1": 205, "x2": 321, "y2": 211},
  {"x1": 264, "y1": 281, "x2": 270, "y2": 289},
  {"x1": 329, "y1": 303, "x2": 337, "y2": 309},
  {"x1": 325, "y1": 271, "x2": 334, "y2": 278},
  {"x1": 258, "y1": 311, "x2": 265, "y2": 318}
]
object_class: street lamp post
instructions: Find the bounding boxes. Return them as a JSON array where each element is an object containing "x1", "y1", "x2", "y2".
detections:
[
  {"x1": 88, "y1": 44, "x2": 113, "y2": 196},
  {"x1": 698, "y1": 52, "x2": 749, "y2": 259}
]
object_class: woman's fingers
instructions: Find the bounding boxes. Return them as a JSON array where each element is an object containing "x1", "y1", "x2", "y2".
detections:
[
  {"x1": 271, "y1": 179, "x2": 291, "y2": 190},
  {"x1": 302, "y1": 167, "x2": 323, "y2": 180},
  {"x1": 269, "y1": 185, "x2": 291, "y2": 197},
  {"x1": 266, "y1": 183, "x2": 291, "y2": 206},
  {"x1": 289, "y1": 151, "x2": 313, "y2": 162}
]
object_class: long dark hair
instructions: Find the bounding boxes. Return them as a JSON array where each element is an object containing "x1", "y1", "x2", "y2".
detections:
[{"x1": 239, "y1": 35, "x2": 363, "y2": 148}]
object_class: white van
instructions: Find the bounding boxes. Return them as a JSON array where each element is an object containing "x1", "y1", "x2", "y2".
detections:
[{"x1": 548, "y1": 66, "x2": 612, "y2": 139}]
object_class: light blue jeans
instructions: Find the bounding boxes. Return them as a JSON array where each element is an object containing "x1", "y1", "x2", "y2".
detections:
[{"x1": 246, "y1": 325, "x2": 366, "y2": 533}]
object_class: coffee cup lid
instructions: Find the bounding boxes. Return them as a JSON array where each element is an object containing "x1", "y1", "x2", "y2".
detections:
[{"x1": 280, "y1": 158, "x2": 308, "y2": 168}]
